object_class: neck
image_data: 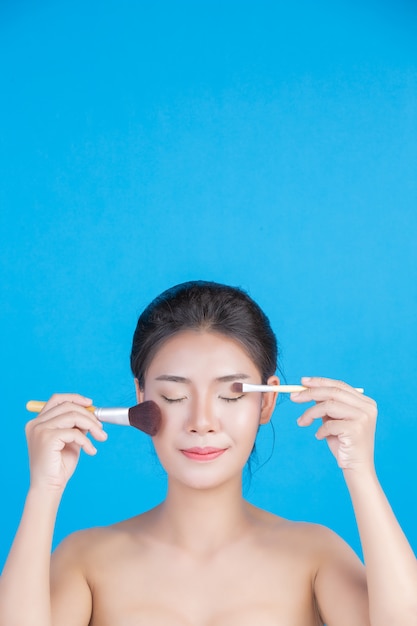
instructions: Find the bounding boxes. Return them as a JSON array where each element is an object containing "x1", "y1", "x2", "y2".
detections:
[{"x1": 152, "y1": 475, "x2": 253, "y2": 556}]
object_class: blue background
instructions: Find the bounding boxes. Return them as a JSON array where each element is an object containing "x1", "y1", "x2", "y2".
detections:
[{"x1": 1, "y1": 0, "x2": 416, "y2": 569}]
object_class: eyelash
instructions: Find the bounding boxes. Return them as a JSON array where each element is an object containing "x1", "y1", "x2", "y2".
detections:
[
  {"x1": 220, "y1": 395, "x2": 244, "y2": 403},
  {"x1": 161, "y1": 395, "x2": 244, "y2": 403},
  {"x1": 162, "y1": 396, "x2": 186, "y2": 403}
]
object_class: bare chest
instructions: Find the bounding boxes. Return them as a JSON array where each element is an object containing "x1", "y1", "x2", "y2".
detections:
[{"x1": 88, "y1": 543, "x2": 321, "y2": 626}]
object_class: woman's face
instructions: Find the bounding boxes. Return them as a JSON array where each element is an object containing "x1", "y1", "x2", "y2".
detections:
[{"x1": 136, "y1": 330, "x2": 279, "y2": 490}]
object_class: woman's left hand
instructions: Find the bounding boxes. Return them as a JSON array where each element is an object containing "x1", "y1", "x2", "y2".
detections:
[{"x1": 291, "y1": 377, "x2": 378, "y2": 473}]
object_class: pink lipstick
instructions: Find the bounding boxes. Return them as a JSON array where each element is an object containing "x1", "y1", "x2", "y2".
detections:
[{"x1": 181, "y1": 447, "x2": 227, "y2": 461}]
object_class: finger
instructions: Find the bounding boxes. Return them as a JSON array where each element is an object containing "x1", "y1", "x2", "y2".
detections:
[
  {"x1": 297, "y1": 400, "x2": 366, "y2": 426},
  {"x1": 33, "y1": 401, "x2": 101, "y2": 427},
  {"x1": 314, "y1": 418, "x2": 352, "y2": 440},
  {"x1": 30, "y1": 411, "x2": 107, "y2": 442},
  {"x1": 291, "y1": 383, "x2": 373, "y2": 409},
  {"x1": 41, "y1": 393, "x2": 93, "y2": 413},
  {"x1": 300, "y1": 377, "x2": 366, "y2": 398},
  {"x1": 49, "y1": 428, "x2": 100, "y2": 456}
]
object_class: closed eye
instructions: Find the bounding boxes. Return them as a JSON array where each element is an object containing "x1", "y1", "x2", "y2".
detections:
[
  {"x1": 161, "y1": 395, "x2": 187, "y2": 403},
  {"x1": 220, "y1": 395, "x2": 244, "y2": 403}
]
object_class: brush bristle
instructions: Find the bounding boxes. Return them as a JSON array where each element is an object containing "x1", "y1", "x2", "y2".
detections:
[
  {"x1": 128, "y1": 401, "x2": 162, "y2": 436},
  {"x1": 231, "y1": 382, "x2": 243, "y2": 393}
]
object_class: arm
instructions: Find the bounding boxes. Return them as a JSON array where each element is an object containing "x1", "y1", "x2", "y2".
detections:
[
  {"x1": 0, "y1": 487, "x2": 61, "y2": 626},
  {"x1": 0, "y1": 394, "x2": 107, "y2": 626},
  {"x1": 343, "y1": 468, "x2": 417, "y2": 625},
  {"x1": 312, "y1": 525, "x2": 370, "y2": 626},
  {"x1": 292, "y1": 377, "x2": 417, "y2": 626},
  {"x1": 50, "y1": 533, "x2": 93, "y2": 626}
]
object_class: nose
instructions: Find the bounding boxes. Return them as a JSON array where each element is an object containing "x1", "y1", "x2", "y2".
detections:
[{"x1": 186, "y1": 395, "x2": 219, "y2": 434}]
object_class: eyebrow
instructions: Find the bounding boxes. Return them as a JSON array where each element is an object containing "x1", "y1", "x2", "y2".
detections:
[
  {"x1": 215, "y1": 373, "x2": 251, "y2": 383},
  {"x1": 155, "y1": 375, "x2": 191, "y2": 383},
  {"x1": 154, "y1": 373, "x2": 251, "y2": 384}
]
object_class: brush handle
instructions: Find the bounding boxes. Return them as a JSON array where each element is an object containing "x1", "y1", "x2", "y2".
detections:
[
  {"x1": 241, "y1": 384, "x2": 365, "y2": 393},
  {"x1": 94, "y1": 407, "x2": 129, "y2": 426},
  {"x1": 26, "y1": 400, "x2": 131, "y2": 426},
  {"x1": 26, "y1": 400, "x2": 97, "y2": 413}
]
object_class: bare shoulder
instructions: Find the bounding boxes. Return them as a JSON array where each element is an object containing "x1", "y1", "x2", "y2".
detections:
[
  {"x1": 52, "y1": 511, "x2": 151, "y2": 568},
  {"x1": 249, "y1": 507, "x2": 369, "y2": 625},
  {"x1": 248, "y1": 503, "x2": 350, "y2": 555},
  {"x1": 261, "y1": 508, "x2": 365, "y2": 574},
  {"x1": 50, "y1": 513, "x2": 152, "y2": 625}
]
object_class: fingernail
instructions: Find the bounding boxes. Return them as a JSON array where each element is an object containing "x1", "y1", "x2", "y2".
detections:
[
  {"x1": 301, "y1": 377, "x2": 311, "y2": 383},
  {"x1": 291, "y1": 392, "x2": 301, "y2": 399}
]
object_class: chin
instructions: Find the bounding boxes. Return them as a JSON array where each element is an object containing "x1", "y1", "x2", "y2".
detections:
[
  {"x1": 160, "y1": 448, "x2": 252, "y2": 491},
  {"x1": 167, "y1": 464, "x2": 245, "y2": 491}
]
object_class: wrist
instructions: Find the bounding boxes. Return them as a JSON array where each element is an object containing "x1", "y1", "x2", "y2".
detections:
[
  {"x1": 27, "y1": 483, "x2": 64, "y2": 510},
  {"x1": 343, "y1": 464, "x2": 380, "y2": 493}
]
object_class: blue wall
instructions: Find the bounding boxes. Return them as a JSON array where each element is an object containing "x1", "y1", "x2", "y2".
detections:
[{"x1": 1, "y1": 0, "x2": 416, "y2": 568}]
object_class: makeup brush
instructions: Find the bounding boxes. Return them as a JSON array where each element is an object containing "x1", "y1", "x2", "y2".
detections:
[
  {"x1": 231, "y1": 383, "x2": 364, "y2": 394},
  {"x1": 26, "y1": 400, "x2": 162, "y2": 436}
]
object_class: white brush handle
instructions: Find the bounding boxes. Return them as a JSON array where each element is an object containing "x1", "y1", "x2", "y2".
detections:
[
  {"x1": 94, "y1": 407, "x2": 130, "y2": 425},
  {"x1": 241, "y1": 383, "x2": 364, "y2": 393}
]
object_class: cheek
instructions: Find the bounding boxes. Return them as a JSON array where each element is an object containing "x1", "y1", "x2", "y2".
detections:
[
  {"x1": 227, "y1": 401, "x2": 262, "y2": 441},
  {"x1": 150, "y1": 409, "x2": 181, "y2": 457},
  {"x1": 151, "y1": 434, "x2": 174, "y2": 474},
  {"x1": 235, "y1": 395, "x2": 263, "y2": 422}
]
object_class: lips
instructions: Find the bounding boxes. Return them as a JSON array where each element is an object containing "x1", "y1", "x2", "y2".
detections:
[{"x1": 180, "y1": 447, "x2": 228, "y2": 461}]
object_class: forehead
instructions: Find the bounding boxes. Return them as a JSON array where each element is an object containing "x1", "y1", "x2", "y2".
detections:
[{"x1": 146, "y1": 330, "x2": 259, "y2": 376}]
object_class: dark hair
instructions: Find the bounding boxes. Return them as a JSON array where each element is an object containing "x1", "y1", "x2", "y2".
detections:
[{"x1": 130, "y1": 280, "x2": 278, "y2": 388}]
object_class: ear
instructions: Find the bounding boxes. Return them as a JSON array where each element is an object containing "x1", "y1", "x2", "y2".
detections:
[
  {"x1": 134, "y1": 378, "x2": 145, "y2": 404},
  {"x1": 259, "y1": 375, "x2": 280, "y2": 425}
]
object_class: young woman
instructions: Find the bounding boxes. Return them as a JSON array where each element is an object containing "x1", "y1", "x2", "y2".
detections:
[{"x1": 1, "y1": 281, "x2": 416, "y2": 626}]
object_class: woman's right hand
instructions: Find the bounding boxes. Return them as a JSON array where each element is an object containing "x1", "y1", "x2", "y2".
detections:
[{"x1": 25, "y1": 393, "x2": 108, "y2": 493}]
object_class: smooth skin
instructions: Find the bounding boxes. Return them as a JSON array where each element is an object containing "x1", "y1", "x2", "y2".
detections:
[{"x1": 1, "y1": 331, "x2": 417, "y2": 626}]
